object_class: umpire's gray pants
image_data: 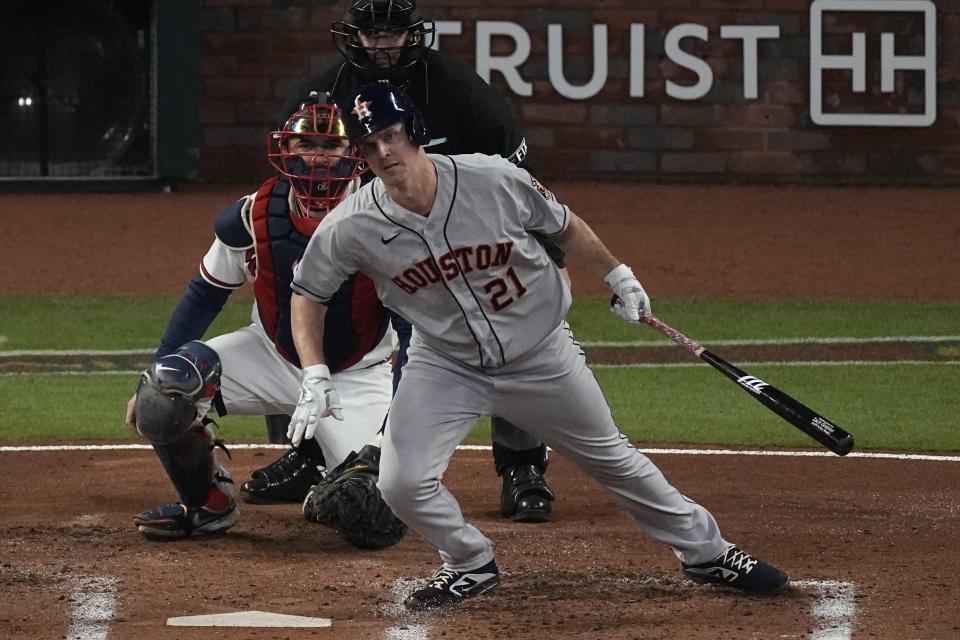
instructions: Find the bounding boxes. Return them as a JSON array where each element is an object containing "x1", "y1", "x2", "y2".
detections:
[{"x1": 379, "y1": 322, "x2": 729, "y2": 571}]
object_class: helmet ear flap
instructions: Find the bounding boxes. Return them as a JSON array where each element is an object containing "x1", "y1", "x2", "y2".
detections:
[{"x1": 406, "y1": 115, "x2": 429, "y2": 146}]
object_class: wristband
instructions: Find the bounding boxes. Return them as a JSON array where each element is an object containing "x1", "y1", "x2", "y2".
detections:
[
  {"x1": 301, "y1": 363, "x2": 331, "y2": 381},
  {"x1": 603, "y1": 263, "x2": 634, "y2": 288}
]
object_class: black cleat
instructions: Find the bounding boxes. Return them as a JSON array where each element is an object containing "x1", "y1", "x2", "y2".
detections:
[
  {"x1": 500, "y1": 464, "x2": 554, "y2": 522},
  {"x1": 240, "y1": 449, "x2": 325, "y2": 504},
  {"x1": 682, "y1": 545, "x2": 789, "y2": 593},
  {"x1": 405, "y1": 559, "x2": 500, "y2": 610}
]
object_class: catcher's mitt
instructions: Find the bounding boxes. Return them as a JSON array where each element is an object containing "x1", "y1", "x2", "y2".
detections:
[{"x1": 302, "y1": 444, "x2": 407, "y2": 549}]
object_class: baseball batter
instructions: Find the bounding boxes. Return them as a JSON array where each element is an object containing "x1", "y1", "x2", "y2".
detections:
[{"x1": 289, "y1": 82, "x2": 788, "y2": 609}]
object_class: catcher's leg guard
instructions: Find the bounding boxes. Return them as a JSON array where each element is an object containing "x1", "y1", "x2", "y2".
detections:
[
  {"x1": 134, "y1": 421, "x2": 238, "y2": 539},
  {"x1": 133, "y1": 341, "x2": 222, "y2": 446}
]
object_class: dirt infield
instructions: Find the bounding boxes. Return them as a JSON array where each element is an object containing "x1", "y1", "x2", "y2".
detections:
[{"x1": 2, "y1": 183, "x2": 960, "y2": 639}]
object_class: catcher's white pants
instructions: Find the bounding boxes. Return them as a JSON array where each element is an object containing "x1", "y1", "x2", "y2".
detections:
[
  {"x1": 205, "y1": 322, "x2": 393, "y2": 466},
  {"x1": 379, "y1": 322, "x2": 729, "y2": 571}
]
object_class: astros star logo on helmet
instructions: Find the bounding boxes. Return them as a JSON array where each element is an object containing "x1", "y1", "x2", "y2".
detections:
[{"x1": 353, "y1": 97, "x2": 373, "y2": 119}]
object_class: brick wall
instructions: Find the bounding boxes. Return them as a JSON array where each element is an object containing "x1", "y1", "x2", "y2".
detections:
[{"x1": 194, "y1": 0, "x2": 960, "y2": 184}]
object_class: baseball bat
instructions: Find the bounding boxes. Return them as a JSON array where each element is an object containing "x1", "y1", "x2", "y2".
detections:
[{"x1": 615, "y1": 303, "x2": 854, "y2": 455}]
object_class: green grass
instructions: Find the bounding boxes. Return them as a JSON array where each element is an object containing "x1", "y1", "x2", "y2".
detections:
[
  {"x1": 0, "y1": 293, "x2": 255, "y2": 351},
  {"x1": 593, "y1": 363, "x2": 960, "y2": 451},
  {"x1": 566, "y1": 297, "x2": 960, "y2": 343},
  {"x1": 2, "y1": 294, "x2": 958, "y2": 350},
  {"x1": 1, "y1": 293, "x2": 958, "y2": 452}
]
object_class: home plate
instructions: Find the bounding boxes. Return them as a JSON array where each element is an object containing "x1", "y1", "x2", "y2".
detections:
[{"x1": 167, "y1": 610, "x2": 332, "y2": 628}]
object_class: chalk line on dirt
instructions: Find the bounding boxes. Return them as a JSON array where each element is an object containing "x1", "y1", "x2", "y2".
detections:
[
  {"x1": 381, "y1": 578, "x2": 429, "y2": 640},
  {"x1": 5, "y1": 360, "x2": 957, "y2": 377},
  {"x1": 3, "y1": 443, "x2": 959, "y2": 463},
  {"x1": 3, "y1": 335, "x2": 955, "y2": 356},
  {"x1": 66, "y1": 576, "x2": 116, "y2": 640},
  {"x1": 583, "y1": 335, "x2": 960, "y2": 348},
  {"x1": 794, "y1": 579, "x2": 857, "y2": 640}
]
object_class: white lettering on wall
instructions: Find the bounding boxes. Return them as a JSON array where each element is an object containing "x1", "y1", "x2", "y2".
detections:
[
  {"x1": 448, "y1": 0, "x2": 936, "y2": 127},
  {"x1": 664, "y1": 23, "x2": 712, "y2": 100},
  {"x1": 630, "y1": 24, "x2": 644, "y2": 98},
  {"x1": 475, "y1": 21, "x2": 532, "y2": 97},
  {"x1": 431, "y1": 20, "x2": 462, "y2": 51},
  {"x1": 548, "y1": 24, "x2": 608, "y2": 100},
  {"x1": 719, "y1": 25, "x2": 780, "y2": 100}
]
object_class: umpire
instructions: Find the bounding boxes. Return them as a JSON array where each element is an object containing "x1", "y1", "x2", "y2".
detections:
[{"x1": 257, "y1": 0, "x2": 558, "y2": 523}]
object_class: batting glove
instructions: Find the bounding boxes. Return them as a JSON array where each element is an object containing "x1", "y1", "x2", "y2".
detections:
[
  {"x1": 287, "y1": 363, "x2": 343, "y2": 447},
  {"x1": 605, "y1": 263, "x2": 650, "y2": 324}
]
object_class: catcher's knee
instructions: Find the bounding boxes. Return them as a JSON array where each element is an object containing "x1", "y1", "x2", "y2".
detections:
[{"x1": 134, "y1": 341, "x2": 222, "y2": 446}]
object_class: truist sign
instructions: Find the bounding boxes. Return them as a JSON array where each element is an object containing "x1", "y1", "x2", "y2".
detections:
[
  {"x1": 432, "y1": 0, "x2": 937, "y2": 127},
  {"x1": 809, "y1": 0, "x2": 936, "y2": 126}
]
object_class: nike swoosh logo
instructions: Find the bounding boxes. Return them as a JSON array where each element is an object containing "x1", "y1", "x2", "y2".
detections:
[{"x1": 381, "y1": 231, "x2": 402, "y2": 245}]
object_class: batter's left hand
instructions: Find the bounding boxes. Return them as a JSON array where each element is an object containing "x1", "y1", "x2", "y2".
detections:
[
  {"x1": 605, "y1": 263, "x2": 651, "y2": 324},
  {"x1": 288, "y1": 363, "x2": 343, "y2": 447}
]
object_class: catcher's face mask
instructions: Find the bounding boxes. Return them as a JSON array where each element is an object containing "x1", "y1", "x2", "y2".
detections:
[{"x1": 268, "y1": 103, "x2": 368, "y2": 219}]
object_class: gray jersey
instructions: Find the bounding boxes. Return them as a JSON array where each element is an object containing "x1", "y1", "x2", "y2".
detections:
[
  {"x1": 293, "y1": 150, "x2": 731, "y2": 579},
  {"x1": 293, "y1": 153, "x2": 571, "y2": 369}
]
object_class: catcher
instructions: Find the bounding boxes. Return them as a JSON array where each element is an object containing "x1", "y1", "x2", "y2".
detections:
[{"x1": 124, "y1": 96, "x2": 406, "y2": 549}]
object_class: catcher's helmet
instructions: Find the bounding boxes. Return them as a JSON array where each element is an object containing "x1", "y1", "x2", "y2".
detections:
[
  {"x1": 268, "y1": 93, "x2": 367, "y2": 217},
  {"x1": 331, "y1": 0, "x2": 435, "y2": 74},
  {"x1": 343, "y1": 82, "x2": 429, "y2": 146},
  {"x1": 134, "y1": 341, "x2": 222, "y2": 446}
]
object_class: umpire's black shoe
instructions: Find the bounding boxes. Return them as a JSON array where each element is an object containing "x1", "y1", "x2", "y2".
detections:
[
  {"x1": 500, "y1": 464, "x2": 554, "y2": 522},
  {"x1": 405, "y1": 559, "x2": 500, "y2": 610},
  {"x1": 240, "y1": 449, "x2": 325, "y2": 504},
  {"x1": 681, "y1": 545, "x2": 789, "y2": 593}
]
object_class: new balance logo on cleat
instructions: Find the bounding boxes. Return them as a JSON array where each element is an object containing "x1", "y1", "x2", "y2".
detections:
[
  {"x1": 687, "y1": 566, "x2": 740, "y2": 583},
  {"x1": 133, "y1": 498, "x2": 239, "y2": 540},
  {"x1": 681, "y1": 545, "x2": 788, "y2": 593},
  {"x1": 405, "y1": 559, "x2": 500, "y2": 610},
  {"x1": 448, "y1": 572, "x2": 498, "y2": 597}
]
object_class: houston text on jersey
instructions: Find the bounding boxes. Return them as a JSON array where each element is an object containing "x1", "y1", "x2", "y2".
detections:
[{"x1": 390, "y1": 241, "x2": 514, "y2": 294}]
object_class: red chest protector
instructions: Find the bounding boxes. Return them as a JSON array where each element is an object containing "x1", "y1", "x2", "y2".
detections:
[{"x1": 250, "y1": 177, "x2": 388, "y2": 372}]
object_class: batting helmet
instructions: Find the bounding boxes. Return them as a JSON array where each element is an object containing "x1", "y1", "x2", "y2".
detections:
[
  {"x1": 331, "y1": 0, "x2": 435, "y2": 74},
  {"x1": 134, "y1": 341, "x2": 222, "y2": 446},
  {"x1": 268, "y1": 93, "x2": 367, "y2": 217},
  {"x1": 343, "y1": 82, "x2": 429, "y2": 146}
]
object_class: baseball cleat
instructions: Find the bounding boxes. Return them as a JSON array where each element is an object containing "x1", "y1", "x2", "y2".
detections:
[
  {"x1": 681, "y1": 545, "x2": 788, "y2": 593},
  {"x1": 500, "y1": 464, "x2": 554, "y2": 522},
  {"x1": 240, "y1": 449, "x2": 325, "y2": 504},
  {"x1": 134, "y1": 495, "x2": 239, "y2": 540},
  {"x1": 405, "y1": 559, "x2": 500, "y2": 610}
]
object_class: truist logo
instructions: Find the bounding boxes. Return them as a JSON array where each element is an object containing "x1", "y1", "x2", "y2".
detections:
[
  {"x1": 737, "y1": 375, "x2": 769, "y2": 395},
  {"x1": 433, "y1": 0, "x2": 937, "y2": 127}
]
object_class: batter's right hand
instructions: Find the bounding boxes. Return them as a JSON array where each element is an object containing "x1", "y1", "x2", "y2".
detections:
[
  {"x1": 605, "y1": 263, "x2": 651, "y2": 324},
  {"x1": 288, "y1": 363, "x2": 343, "y2": 447}
]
